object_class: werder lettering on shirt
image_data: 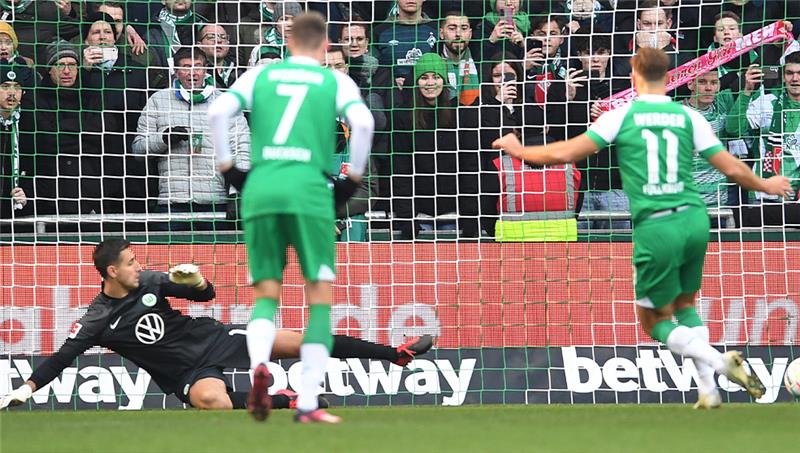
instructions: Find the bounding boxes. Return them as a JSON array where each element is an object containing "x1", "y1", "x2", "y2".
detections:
[
  {"x1": 267, "y1": 69, "x2": 324, "y2": 85},
  {"x1": 262, "y1": 146, "x2": 312, "y2": 162},
  {"x1": 633, "y1": 112, "x2": 686, "y2": 128}
]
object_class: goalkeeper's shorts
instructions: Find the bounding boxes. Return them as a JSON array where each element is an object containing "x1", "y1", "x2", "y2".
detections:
[
  {"x1": 632, "y1": 206, "x2": 709, "y2": 309},
  {"x1": 244, "y1": 214, "x2": 336, "y2": 283}
]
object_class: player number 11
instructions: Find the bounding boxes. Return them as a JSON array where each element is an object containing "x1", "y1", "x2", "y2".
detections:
[{"x1": 642, "y1": 128, "x2": 679, "y2": 185}]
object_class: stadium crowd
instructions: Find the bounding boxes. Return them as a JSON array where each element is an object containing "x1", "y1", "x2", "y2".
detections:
[{"x1": 0, "y1": 0, "x2": 799, "y2": 239}]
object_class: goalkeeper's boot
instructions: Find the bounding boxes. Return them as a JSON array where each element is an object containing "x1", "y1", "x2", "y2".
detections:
[
  {"x1": 721, "y1": 351, "x2": 765, "y2": 399},
  {"x1": 693, "y1": 390, "x2": 722, "y2": 410},
  {"x1": 274, "y1": 389, "x2": 330, "y2": 409},
  {"x1": 393, "y1": 335, "x2": 435, "y2": 367},
  {"x1": 294, "y1": 409, "x2": 342, "y2": 424},
  {"x1": 247, "y1": 363, "x2": 272, "y2": 422}
]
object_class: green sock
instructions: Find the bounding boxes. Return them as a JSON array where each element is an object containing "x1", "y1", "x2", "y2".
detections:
[
  {"x1": 304, "y1": 304, "x2": 333, "y2": 352},
  {"x1": 674, "y1": 306, "x2": 703, "y2": 328},
  {"x1": 650, "y1": 319, "x2": 678, "y2": 344},
  {"x1": 250, "y1": 297, "x2": 278, "y2": 321}
]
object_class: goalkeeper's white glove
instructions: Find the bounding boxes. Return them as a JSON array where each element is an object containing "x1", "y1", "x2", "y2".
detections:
[
  {"x1": 0, "y1": 384, "x2": 33, "y2": 409},
  {"x1": 169, "y1": 264, "x2": 205, "y2": 288}
]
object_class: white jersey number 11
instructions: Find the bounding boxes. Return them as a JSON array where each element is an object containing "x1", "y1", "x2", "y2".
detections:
[{"x1": 642, "y1": 128, "x2": 679, "y2": 186}]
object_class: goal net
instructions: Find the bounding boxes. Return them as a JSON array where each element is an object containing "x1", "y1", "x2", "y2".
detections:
[{"x1": 1, "y1": 0, "x2": 798, "y2": 410}]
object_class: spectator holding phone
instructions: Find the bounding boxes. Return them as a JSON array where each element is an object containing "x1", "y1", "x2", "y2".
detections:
[
  {"x1": 475, "y1": 0, "x2": 529, "y2": 61},
  {"x1": 726, "y1": 52, "x2": 800, "y2": 227}
]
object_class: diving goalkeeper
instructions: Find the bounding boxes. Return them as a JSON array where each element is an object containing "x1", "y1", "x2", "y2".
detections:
[{"x1": 0, "y1": 238, "x2": 432, "y2": 410}]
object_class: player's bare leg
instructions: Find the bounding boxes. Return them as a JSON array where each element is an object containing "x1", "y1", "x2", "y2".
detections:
[
  {"x1": 247, "y1": 279, "x2": 281, "y2": 421},
  {"x1": 189, "y1": 377, "x2": 233, "y2": 410},
  {"x1": 294, "y1": 280, "x2": 340, "y2": 424}
]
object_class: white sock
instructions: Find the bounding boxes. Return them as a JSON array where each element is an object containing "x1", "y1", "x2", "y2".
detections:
[
  {"x1": 246, "y1": 318, "x2": 276, "y2": 369},
  {"x1": 666, "y1": 325, "x2": 725, "y2": 373},
  {"x1": 296, "y1": 343, "x2": 329, "y2": 412},
  {"x1": 690, "y1": 326, "x2": 718, "y2": 395}
]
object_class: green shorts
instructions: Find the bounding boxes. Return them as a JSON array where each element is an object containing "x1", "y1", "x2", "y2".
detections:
[
  {"x1": 633, "y1": 206, "x2": 709, "y2": 309},
  {"x1": 244, "y1": 214, "x2": 336, "y2": 283}
]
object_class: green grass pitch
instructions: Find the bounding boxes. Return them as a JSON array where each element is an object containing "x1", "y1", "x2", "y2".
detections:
[{"x1": 1, "y1": 404, "x2": 796, "y2": 453}]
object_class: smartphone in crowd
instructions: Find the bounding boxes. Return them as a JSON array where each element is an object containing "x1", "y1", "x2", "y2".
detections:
[
  {"x1": 502, "y1": 7, "x2": 514, "y2": 26},
  {"x1": 763, "y1": 66, "x2": 780, "y2": 80}
]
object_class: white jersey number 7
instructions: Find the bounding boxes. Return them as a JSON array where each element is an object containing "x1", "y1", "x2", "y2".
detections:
[{"x1": 273, "y1": 83, "x2": 309, "y2": 145}]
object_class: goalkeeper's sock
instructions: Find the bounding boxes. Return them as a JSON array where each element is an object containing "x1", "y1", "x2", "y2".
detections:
[
  {"x1": 227, "y1": 391, "x2": 248, "y2": 409},
  {"x1": 666, "y1": 325, "x2": 725, "y2": 373},
  {"x1": 331, "y1": 335, "x2": 397, "y2": 361},
  {"x1": 296, "y1": 304, "x2": 332, "y2": 413},
  {"x1": 246, "y1": 298, "x2": 278, "y2": 368}
]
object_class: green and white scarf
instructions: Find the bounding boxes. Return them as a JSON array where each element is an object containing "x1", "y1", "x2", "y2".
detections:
[
  {"x1": 158, "y1": 8, "x2": 196, "y2": 54},
  {"x1": 0, "y1": 0, "x2": 32, "y2": 16},
  {"x1": 260, "y1": 1, "x2": 274, "y2": 22},
  {"x1": 174, "y1": 76, "x2": 215, "y2": 104},
  {"x1": 1, "y1": 108, "x2": 20, "y2": 207}
]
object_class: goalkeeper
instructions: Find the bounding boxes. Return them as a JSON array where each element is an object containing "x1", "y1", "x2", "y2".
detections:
[{"x1": 0, "y1": 238, "x2": 432, "y2": 410}]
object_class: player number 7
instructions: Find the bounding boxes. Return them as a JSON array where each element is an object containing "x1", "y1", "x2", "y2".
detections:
[{"x1": 273, "y1": 83, "x2": 309, "y2": 145}]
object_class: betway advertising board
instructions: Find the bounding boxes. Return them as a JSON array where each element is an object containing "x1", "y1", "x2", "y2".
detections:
[
  {"x1": 1, "y1": 243, "x2": 798, "y2": 408},
  {"x1": 1, "y1": 346, "x2": 797, "y2": 410}
]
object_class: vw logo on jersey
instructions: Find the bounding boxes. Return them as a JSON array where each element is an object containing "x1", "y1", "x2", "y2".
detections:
[
  {"x1": 134, "y1": 313, "x2": 165, "y2": 345},
  {"x1": 141, "y1": 293, "x2": 157, "y2": 307}
]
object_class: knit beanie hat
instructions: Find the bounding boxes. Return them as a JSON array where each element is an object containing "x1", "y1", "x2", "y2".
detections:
[
  {"x1": 0, "y1": 21, "x2": 18, "y2": 49},
  {"x1": 46, "y1": 40, "x2": 80, "y2": 66},
  {"x1": 414, "y1": 53, "x2": 447, "y2": 82},
  {"x1": 273, "y1": 1, "x2": 303, "y2": 21}
]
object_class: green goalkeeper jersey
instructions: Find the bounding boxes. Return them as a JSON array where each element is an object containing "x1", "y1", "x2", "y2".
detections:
[
  {"x1": 228, "y1": 56, "x2": 365, "y2": 221},
  {"x1": 585, "y1": 94, "x2": 726, "y2": 224}
]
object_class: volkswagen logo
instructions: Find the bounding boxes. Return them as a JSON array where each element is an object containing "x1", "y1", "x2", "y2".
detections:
[{"x1": 135, "y1": 313, "x2": 165, "y2": 345}]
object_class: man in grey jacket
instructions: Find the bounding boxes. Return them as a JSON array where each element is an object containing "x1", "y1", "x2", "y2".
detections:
[{"x1": 132, "y1": 47, "x2": 250, "y2": 231}]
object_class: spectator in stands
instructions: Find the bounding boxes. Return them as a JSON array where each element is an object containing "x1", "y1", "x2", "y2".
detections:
[
  {"x1": 23, "y1": 40, "x2": 105, "y2": 217},
  {"x1": 726, "y1": 52, "x2": 800, "y2": 227},
  {"x1": 564, "y1": 0, "x2": 614, "y2": 35},
  {"x1": 325, "y1": 46, "x2": 378, "y2": 241},
  {"x1": 439, "y1": 11, "x2": 479, "y2": 106},
  {"x1": 82, "y1": 14, "x2": 149, "y2": 214},
  {"x1": 248, "y1": 0, "x2": 301, "y2": 64},
  {"x1": 248, "y1": 43, "x2": 282, "y2": 67},
  {"x1": 0, "y1": 21, "x2": 31, "y2": 67},
  {"x1": 0, "y1": 0, "x2": 81, "y2": 64},
  {"x1": 0, "y1": 61, "x2": 32, "y2": 222},
  {"x1": 525, "y1": 15, "x2": 587, "y2": 141},
  {"x1": 197, "y1": 24, "x2": 242, "y2": 89},
  {"x1": 475, "y1": 0, "x2": 529, "y2": 61},
  {"x1": 146, "y1": 0, "x2": 209, "y2": 86},
  {"x1": 611, "y1": 0, "x2": 685, "y2": 94},
  {"x1": 568, "y1": 35, "x2": 612, "y2": 138},
  {"x1": 708, "y1": 12, "x2": 759, "y2": 101},
  {"x1": 339, "y1": 21, "x2": 377, "y2": 87},
  {"x1": 372, "y1": 0, "x2": 438, "y2": 96},
  {"x1": 478, "y1": 55, "x2": 533, "y2": 237},
  {"x1": 86, "y1": 1, "x2": 147, "y2": 58},
  {"x1": 390, "y1": 53, "x2": 480, "y2": 239},
  {"x1": 682, "y1": 70, "x2": 739, "y2": 210},
  {"x1": 132, "y1": 47, "x2": 250, "y2": 232}
]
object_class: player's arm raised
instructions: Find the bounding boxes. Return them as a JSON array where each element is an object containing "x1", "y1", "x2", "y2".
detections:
[
  {"x1": 707, "y1": 151, "x2": 794, "y2": 199},
  {"x1": 491, "y1": 133, "x2": 600, "y2": 165},
  {"x1": 686, "y1": 107, "x2": 794, "y2": 199},
  {"x1": 163, "y1": 266, "x2": 215, "y2": 301}
]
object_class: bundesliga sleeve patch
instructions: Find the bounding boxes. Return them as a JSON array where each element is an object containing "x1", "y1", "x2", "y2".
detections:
[{"x1": 68, "y1": 322, "x2": 83, "y2": 339}]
